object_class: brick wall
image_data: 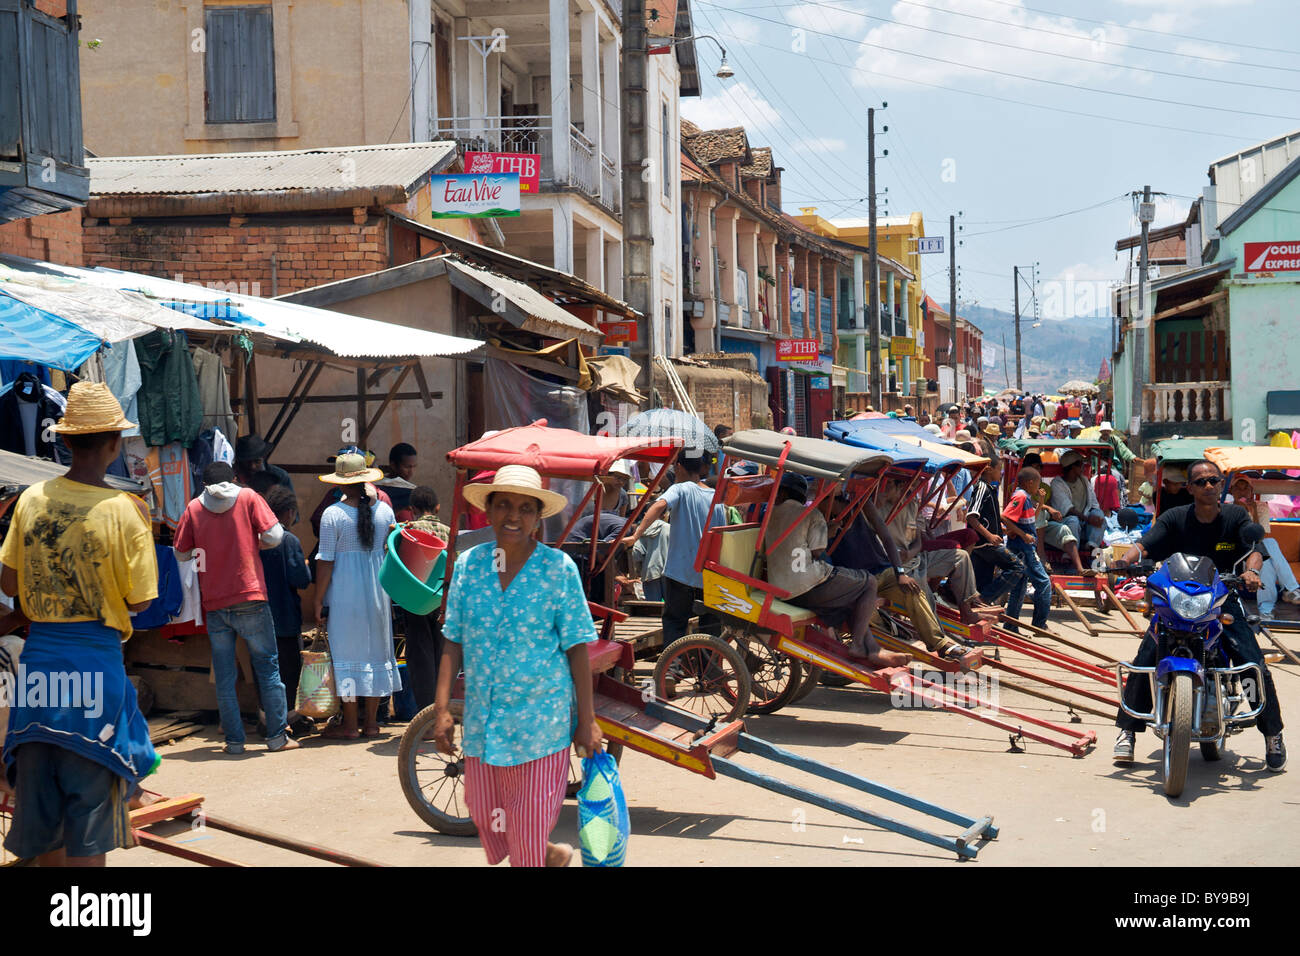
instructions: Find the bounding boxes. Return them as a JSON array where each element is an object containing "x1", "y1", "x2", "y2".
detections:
[
  {"x1": 0, "y1": 209, "x2": 84, "y2": 265},
  {"x1": 82, "y1": 217, "x2": 389, "y2": 294}
]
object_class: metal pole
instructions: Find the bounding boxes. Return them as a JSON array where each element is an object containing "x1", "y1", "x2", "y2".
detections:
[
  {"x1": 867, "y1": 108, "x2": 881, "y2": 408},
  {"x1": 622, "y1": 0, "x2": 654, "y2": 403},
  {"x1": 948, "y1": 214, "x2": 957, "y2": 403},
  {"x1": 1013, "y1": 266, "x2": 1022, "y2": 391}
]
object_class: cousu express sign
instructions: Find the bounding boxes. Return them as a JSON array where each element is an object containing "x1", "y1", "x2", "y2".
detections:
[
  {"x1": 430, "y1": 173, "x2": 521, "y2": 219},
  {"x1": 1244, "y1": 241, "x2": 1300, "y2": 273}
]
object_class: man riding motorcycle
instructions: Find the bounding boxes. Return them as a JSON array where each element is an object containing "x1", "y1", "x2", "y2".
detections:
[{"x1": 1111, "y1": 458, "x2": 1286, "y2": 772}]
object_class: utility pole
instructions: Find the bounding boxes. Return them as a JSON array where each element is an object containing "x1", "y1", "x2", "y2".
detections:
[
  {"x1": 948, "y1": 213, "x2": 957, "y2": 403},
  {"x1": 1013, "y1": 266, "x2": 1022, "y2": 392},
  {"x1": 867, "y1": 107, "x2": 881, "y2": 408},
  {"x1": 1131, "y1": 184, "x2": 1153, "y2": 432},
  {"x1": 622, "y1": 0, "x2": 654, "y2": 404}
]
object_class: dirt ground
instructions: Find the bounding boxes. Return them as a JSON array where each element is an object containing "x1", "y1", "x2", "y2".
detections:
[{"x1": 109, "y1": 607, "x2": 1300, "y2": 867}]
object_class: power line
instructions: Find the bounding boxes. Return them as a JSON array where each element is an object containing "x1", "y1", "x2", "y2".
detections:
[
  {"x1": 962, "y1": 195, "x2": 1129, "y2": 237},
  {"x1": 697, "y1": 1, "x2": 1300, "y2": 122}
]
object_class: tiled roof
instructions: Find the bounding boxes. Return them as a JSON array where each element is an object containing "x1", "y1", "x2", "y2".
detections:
[
  {"x1": 681, "y1": 118, "x2": 702, "y2": 137},
  {"x1": 741, "y1": 146, "x2": 772, "y2": 179},
  {"x1": 683, "y1": 126, "x2": 750, "y2": 165}
]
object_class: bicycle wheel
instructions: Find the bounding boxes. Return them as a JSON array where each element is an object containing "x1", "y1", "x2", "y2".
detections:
[
  {"x1": 652, "y1": 634, "x2": 752, "y2": 722},
  {"x1": 397, "y1": 700, "x2": 476, "y2": 836}
]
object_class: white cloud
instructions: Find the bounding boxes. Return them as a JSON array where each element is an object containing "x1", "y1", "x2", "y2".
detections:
[
  {"x1": 681, "y1": 81, "x2": 782, "y2": 134},
  {"x1": 785, "y1": 1, "x2": 871, "y2": 36}
]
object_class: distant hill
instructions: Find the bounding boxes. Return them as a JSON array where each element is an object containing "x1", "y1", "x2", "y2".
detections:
[{"x1": 962, "y1": 304, "x2": 1113, "y2": 394}]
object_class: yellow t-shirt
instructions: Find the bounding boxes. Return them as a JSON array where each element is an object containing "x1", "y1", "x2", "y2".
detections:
[{"x1": 0, "y1": 478, "x2": 157, "y2": 639}]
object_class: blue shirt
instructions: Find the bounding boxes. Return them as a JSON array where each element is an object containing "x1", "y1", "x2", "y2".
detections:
[
  {"x1": 659, "y1": 480, "x2": 728, "y2": 588},
  {"x1": 443, "y1": 541, "x2": 596, "y2": 766}
]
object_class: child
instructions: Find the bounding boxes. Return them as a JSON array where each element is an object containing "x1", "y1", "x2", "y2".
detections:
[
  {"x1": 259, "y1": 485, "x2": 313, "y2": 736},
  {"x1": 399, "y1": 485, "x2": 446, "y2": 711},
  {"x1": 1001, "y1": 466, "x2": 1052, "y2": 632},
  {"x1": 967, "y1": 458, "x2": 1026, "y2": 605}
]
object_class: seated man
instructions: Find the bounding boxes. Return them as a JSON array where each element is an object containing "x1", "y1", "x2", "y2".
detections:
[
  {"x1": 1049, "y1": 450, "x2": 1106, "y2": 551},
  {"x1": 1022, "y1": 452, "x2": 1090, "y2": 576},
  {"x1": 764, "y1": 473, "x2": 909, "y2": 669},
  {"x1": 828, "y1": 490, "x2": 983, "y2": 669}
]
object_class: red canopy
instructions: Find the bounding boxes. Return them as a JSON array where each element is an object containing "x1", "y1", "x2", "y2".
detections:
[{"x1": 447, "y1": 420, "x2": 684, "y2": 478}]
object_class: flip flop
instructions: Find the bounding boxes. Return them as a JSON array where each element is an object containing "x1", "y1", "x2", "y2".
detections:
[{"x1": 321, "y1": 724, "x2": 360, "y2": 740}]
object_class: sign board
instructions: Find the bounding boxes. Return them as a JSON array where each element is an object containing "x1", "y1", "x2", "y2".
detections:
[
  {"x1": 1243, "y1": 241, "x2": 1300, "y2": 273},
  {"x1": 890, "y1": 336, "x2": 916, "y2": 357},
  {"x1": 810, "y1": 376, "x2": 830, "y2": 390},
  {"x1": 787, "y1": 355, "x2": 833, "y2": 375},
  {"x1": 917, "y1": 236, "x2": 944, "y2": 255},
  {"x1": 776, "y1": 338, "x2": 819, "y2": 361},
  {"x1": 599, "y1": 345, "x2": 630, "y2": 358},
  {"x1": 1129, "y1": 416, "x2": 1141, "y2": 435},
  {"x1": 982, "y1": 342, "x2": 997, "y2": 369},
  {"x1": 430, "y1": 173, "x2": 521, "y2": 219},
  {"x1": 598, "y1": 320, "x2": 637, "y2": 344},
  {"x1": 463, "y1": 152, "x2": 540, "y2": 193}
]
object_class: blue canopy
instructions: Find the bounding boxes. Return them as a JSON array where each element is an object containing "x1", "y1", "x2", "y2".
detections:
[
  {"x1": 0, "y1": 292, "x2": 104, "y2": 371},
  {"x1": 825, "y1": 420, "x2": 968, "y2": 473},
  {"x1": 158, "y1": 299, "x2": 263, "y2": 326},
  {"x1": 842, "y1": 417, "x2": 956, "y2": 445}
]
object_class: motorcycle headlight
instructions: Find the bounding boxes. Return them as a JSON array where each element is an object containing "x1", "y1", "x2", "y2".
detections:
[{"x1": 1169, "y1": 589, "x2": 1214, "y2": 620}]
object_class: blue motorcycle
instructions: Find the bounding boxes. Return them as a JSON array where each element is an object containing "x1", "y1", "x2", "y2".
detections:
[{"x1": 1115, "y1": 526, "x2": 1268, "y2": 797}]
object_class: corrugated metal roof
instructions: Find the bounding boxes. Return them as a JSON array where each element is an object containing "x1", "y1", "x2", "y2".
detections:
[
  {"x1": 443, "y1": 258, "x2": 603, "y2": 347},
  {"x1": 88, "y1": 142, "x2": 457, "y2": 197},
  {"x1": 0, "y1": 186, "x2": 83, "y2": 224}
]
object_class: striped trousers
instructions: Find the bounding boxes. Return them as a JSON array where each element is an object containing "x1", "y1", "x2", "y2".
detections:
[{"x1": 464, "y1": 748, "x2": 569, "y2": 867}]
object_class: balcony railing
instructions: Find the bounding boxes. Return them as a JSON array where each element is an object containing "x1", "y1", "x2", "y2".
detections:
[
  {"x1": 569, "y1": 124, "x2": 598, "y2": 199},
  {"x1": 1143, "y1": 382, "x2": 1231, "y2": 425},
  {"x1": 601, "y1": 153, "x2": 620, "y2": 212}
]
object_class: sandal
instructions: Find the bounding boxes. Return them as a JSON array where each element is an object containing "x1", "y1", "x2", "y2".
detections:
[{"x1": 321, "y1": 722, "x2": 360, "y2": 740}]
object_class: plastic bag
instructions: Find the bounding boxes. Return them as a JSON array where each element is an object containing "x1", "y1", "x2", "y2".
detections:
[
  {"x1": 576, "y1": 750, "x2": 630, "y2": 867},
  {"x1": 296, "y1": 632, "x2": 340, "y2": 719}
]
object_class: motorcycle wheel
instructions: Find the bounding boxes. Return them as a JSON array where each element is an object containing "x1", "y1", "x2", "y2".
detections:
[{"x1": 1162, "y1": 672, "x2": 1194, "y2": 797}]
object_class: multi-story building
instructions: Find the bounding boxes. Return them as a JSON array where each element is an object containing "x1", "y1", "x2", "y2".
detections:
[{"x1": 921, "y1": 294, "x2": 983, "y2": 403}]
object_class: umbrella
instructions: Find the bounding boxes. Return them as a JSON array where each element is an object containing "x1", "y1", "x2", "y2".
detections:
[
  {"x1": 1059, "y1": 380, "x2": 1099, "y2": 396},
  {"x1": 619, "y1": 408, "x2": 718, "y2": 457}
]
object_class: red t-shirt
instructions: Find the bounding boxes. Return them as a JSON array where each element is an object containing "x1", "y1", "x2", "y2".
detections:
[{"x1": 175, "y1": 489, "x2": 279, "y2": 612}]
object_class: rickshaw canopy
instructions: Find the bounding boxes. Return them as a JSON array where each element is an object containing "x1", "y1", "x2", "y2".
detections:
[
  {"x1": 1205, "y1": 445, "x2": 1300, "y2": 476},
  {"x1": 828, "y1": 418, "x2": 989, "y2": 470},
  {"x1": 825, "y1": 420, "x2": 988, "y2": 474},
  {"x1": 722, "y1": 429, "x2": 904, "y2": 481},
  {"x1": 447, "y1": 420, "x2": 683, "y2": 478},
  {"x1": 998, "y1": 437, "x2": 1114, "y2": 458},
  {"x1": 1152, "y1": 438, "x2": 1240, "y2": 465}
]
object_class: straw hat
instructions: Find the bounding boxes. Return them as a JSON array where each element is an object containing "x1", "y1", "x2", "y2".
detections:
[
  {"x1": 51, "y1": 382, "x2": 136, "y2": 435},
  {"x1": 954, "y1": 429, "x2": 973, "y2": 442},
  {"x1": 982, "y1": 422, "x2": 1002, "y2": 437},
  {"x1": 1060, "y1": 450, "x2": 1085, "y2": 469},
  {"x1": 319, "y1": 452, "x2": 385, "y2": 485},
  {"x1": 461, "y1": 464, "x2": 568, "y2": 518}
]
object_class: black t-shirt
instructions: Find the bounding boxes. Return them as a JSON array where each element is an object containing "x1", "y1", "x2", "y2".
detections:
[
  {"x1": 967, "y1": 479, "x2": 1003, "y2": 546},
  {"x1": 829, "y1": 514, "x2": 890, "y2": 574},
  {"x1": 1158, "y1": 487, "x2": 1194, "y2": 513},
  {"x1": 1138, "y1": 503, "x2": 1252, "y2": 574}
]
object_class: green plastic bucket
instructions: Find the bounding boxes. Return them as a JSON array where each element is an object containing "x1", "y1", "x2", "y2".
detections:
[{"x1": 379, "y1": 527, "x2": 446, "y2": 614}]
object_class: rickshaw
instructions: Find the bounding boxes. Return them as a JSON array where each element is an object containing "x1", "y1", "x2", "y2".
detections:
[
  {"x1": 1151, "y1": 438, "x2": 1243, "y2": 515},
  {"x1": 395, "y1": 421, "x2": 1000, "y2": 859},
  {"x1": 690, "y1": 428, "x2": 1099, "y2": 756}
]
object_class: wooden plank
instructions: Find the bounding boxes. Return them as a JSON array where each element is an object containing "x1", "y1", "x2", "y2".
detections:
[
  {"x1": 1053, "y1": 581, "x2": 1098, "y2": 635},
  {"x1": 1151, "y1": 288, "x2": 1227, "y2": 323},
  {"x1": 359, "y1": 363, "x2": 413, "y2": 443},
  {"x1": 412, "y1": 360, "x2": 434, "y2": 409},
  {"x1": 129, "y1": 793, "x2": 204, "y2": 828}
]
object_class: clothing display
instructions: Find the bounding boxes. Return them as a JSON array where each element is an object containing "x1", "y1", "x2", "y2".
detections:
[
  {"x1": 130, "y1": 544, "x2": 185, "y2": 630},
  {"x1": 145, "y1": 443, "x2": 192, "y2": 532},
  {"x1": 101, "y1": 341, "x2": 142, "y2": 439},
  {"x1": 191, "y1": 346, "x2": 238, "y2": 442},
  {"x1": 133, "y1": 329, "x2": 203, "y2": 448},
  {"x1": 188, "y1": 428, "x2": 234, "y2": 497},
  {"x1": 0, "y1": 372, "x2": 69, "y2": 462},
  {"x1": 172, "y1": 551, "x2": 204, "y2": 626}
]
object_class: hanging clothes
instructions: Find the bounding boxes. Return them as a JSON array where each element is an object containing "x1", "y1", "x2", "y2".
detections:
[
  {"x1": 101, "y1": 340, "x2": 142, "y2": 439},
  {"x1": 130, "y1": 545, "x2": 185, "y2": 630},
  {"x1": 171, "y1": 552, "x2": 204, "y2": 627},
  {"x1": 0, "y1": 372, "x2": 69, "y2": 463},
  {"x1": 134, "y1": 329, "x2": 203, "y2": 448},
  {"x1": 188, "y1": 427, "x2": 235, "y2": 493},
  {"x1": 0, "y1": 360, "x2": 50, "y2": 390},
  {"x1": 190, "y1": 346, "x2": 238, "y2": 442},
  {"x1": 145, "y1": 442, "x2": 192, "y2": 532}
]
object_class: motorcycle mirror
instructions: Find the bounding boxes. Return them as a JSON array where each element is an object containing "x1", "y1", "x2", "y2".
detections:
[{"x1": 1242, "y1": 522, "x2": 1266, "y2": 545}]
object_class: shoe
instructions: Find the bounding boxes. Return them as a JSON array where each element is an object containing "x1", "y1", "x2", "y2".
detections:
[
  {"x1": 1265, "y1": 733, "x2": 1287, "y2": 772},
  {"x1": 223, "y1": 742, "x2": 246, "y2": 755},
  {"x1": 1113, "y1": 729, "x2": 1135, "y2": 764},
  {"x1": 1283, "y1": 589, "x2": 1300, "y2": 606},
  {"x1": 267, "y1": 734, "x2": 300, "y2": 752}
]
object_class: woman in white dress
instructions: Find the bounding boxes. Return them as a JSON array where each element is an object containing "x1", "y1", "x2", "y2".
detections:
[{"x1": 313, "y1": 453, "x2": 401, "y2": 739}]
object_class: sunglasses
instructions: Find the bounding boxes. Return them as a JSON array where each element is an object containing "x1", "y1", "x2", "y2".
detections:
[{"x1": 1191, "y1": 476, "x2": 1223, "y2": 488}]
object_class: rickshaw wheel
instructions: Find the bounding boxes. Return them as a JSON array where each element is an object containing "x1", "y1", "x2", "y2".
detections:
[
  {"x1": 653, "y1": 634, "x2": 752, "y2": 722},
  {"x1": 793, "y1": 665, "x2": 824, "y2": 701},
  {"x1": 398, "y1": 701, "x2": 477, "y2": 836},
  {"x1": 566, "y1": 741, "x2": 625, "y2": 798},
  {"x1": 730, "y1": 636, "x2": 803, "y2": 715}
]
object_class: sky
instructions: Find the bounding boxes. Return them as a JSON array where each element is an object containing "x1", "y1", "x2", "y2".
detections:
[{"x1": 679, "y1": 0, "x2": 1299, "y2": 327}]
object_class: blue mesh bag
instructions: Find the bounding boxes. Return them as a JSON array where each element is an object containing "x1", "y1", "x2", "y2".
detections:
[{"x1": 577, "y1": 750, "x2": 630, "y2": 867}]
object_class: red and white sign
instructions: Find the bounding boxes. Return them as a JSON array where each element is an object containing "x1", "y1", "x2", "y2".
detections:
[
  {"x1": 776, "y1": 338, "x2": 819, "y2": 361},
  {"x1": 463, "y1": 151, "x2": 541, "y2": 193},
  {"x1": 1244, "y1": 241, "x2": 1300, "y2": 273},
  {"x1": 598, "y1": 320, "x2": 637, "y2": 344}
]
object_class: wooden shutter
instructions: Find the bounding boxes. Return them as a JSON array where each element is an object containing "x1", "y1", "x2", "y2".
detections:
[{"x1": 206, "y1": 5, "x2": 275, "y2": 124}]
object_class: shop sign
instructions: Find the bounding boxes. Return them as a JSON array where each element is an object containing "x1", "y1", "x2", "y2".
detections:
[
  {"x1": 463, "y1": 152, "x2": 540, "y2": 193},
  {"x1": 810, "y1": 375, "x2": 830, "y2": 390},
  {"x1": 917, "y1": 237, "x2": 944, "y2": 254},
  {"x1": 890, "y1": 336, "x2": 916, "y2": 357},
  {"x1": 787, "y1": 355, "x2": 833, "y2": 375},
  {"x1": 599, "y1": 320, "x2": 637, "y2": 344},
  {"x1": 777, "y1": 338, "x2": 819, "y2": 361},
  {"x1": 1244, "y1": 241, "x2": 1300, "y2": 272},
  {"x1": 430, "y1": 173, "x2": 521, "y2": 218}
]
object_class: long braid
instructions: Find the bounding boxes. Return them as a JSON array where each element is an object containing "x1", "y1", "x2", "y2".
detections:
[{"x1": 353, "y1": 483, "x2": 375, "y2": 550}]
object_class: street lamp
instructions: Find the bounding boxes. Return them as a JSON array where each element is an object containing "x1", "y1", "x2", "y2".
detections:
[{"x1": 671, "y1": 33, "x2": 735, "y2": 80}]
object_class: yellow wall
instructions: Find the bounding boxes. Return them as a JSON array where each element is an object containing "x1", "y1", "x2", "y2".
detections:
[{"x1": 79, "y1": 0, "x2": 410, "y2": 156}]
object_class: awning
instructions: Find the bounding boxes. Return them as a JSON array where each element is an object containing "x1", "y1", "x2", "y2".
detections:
[
  {"x1": 443, "y1": 257, "x2": 603, "y2": 348},
  {"x1": 0, "y1": 292, "x2": 105, "y2": 370},
  {"x1": 0, "y1": 448, "x2": 144, "y2": 494},
  {"x1": 1267, "y1": 390, "x2": 1300, "y2": 432}
]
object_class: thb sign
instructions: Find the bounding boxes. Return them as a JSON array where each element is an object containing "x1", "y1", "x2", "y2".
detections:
[
  {"x1": 777, "y1": 338, "x2": 819, "y2": 361},
  {"x1": 464, "y1": 152, "x2": 541, "y2": 193}
]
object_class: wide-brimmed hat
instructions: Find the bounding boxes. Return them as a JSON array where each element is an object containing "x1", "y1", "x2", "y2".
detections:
[
  {"x1": 51, "y1": 382, "x2": 136, "y2": 435},
  {"x1": 923, "y1": 423, "x2": 943, "y2": 435},
  {"x1": 982, "y1": 422, "x2": 1001, "y2": 437},
  {"x1": 1059, "y1": 450, "x2": 1084, "y2": 469},
  {"x1": 954, "y1": 429, "x2": 973, "y2": 441},
  {"x1": 235, "y1": 434, "x2": 272, "y2": 462},
  {"x1": 319, "y1": 452, "x2": 385, "y2": 485},
  {"x1": 461, "y1": 464, "x2": 568, "y2": 518},
  {"x1": 1099, "y1": 421, "x2": 1115, "y2": 432},
  {"x1": 779, "y1": 471, "x2": 809, "y2": 501}
]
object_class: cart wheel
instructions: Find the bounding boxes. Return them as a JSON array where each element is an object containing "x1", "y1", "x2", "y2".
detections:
[
  {"x1": 565, "y1": 741, "x2": 625, "y2": 798},
  {"x1": 818, "y1": 632, "x2": 857, "y2": 687},
  {"x1": 793, "y1": 665, "x2": 824, "y2": 702},
  {"x1": 733, "y1": 637, "x2": 803, "y2": 715},
  {"x1": 397, "y1": 701, "x2": 477, "y2": 836},
  {"x1": 653, "y1": 634, "x2": 751, "y2": 722}
]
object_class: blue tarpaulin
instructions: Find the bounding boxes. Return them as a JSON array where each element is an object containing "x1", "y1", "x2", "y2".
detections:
[{"x1": 0, "y1": 291, "x2": 104, "y2": 370}]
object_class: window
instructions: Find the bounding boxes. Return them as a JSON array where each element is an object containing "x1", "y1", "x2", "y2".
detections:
[
  {"x1": 205, "y1": 5, "x2": 276, "y2": 124},
  {"x1": 661, "y1": 101, "x2": 671, "y2": 199}
]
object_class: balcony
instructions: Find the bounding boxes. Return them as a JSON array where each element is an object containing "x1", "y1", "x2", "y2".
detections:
[
  {"x1": 434, "y1": 116, "x2": 619, "y2": 214},
  {"x1": 1143, "y1": 381, "x2": 1231, "y2": 426}
]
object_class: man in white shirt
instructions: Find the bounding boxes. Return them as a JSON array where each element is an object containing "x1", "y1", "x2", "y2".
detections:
[
  {"x1": 764, "y1": 473, "x2": 909, "y2": 668},
  {"x1": 1049, "y1": 450, "x2": 1105, "y2": 550}
]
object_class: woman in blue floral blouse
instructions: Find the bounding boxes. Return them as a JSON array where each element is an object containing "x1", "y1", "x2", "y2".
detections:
[{"x1": 433, "y1": 465, "x2": 602, "y2": 867}]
